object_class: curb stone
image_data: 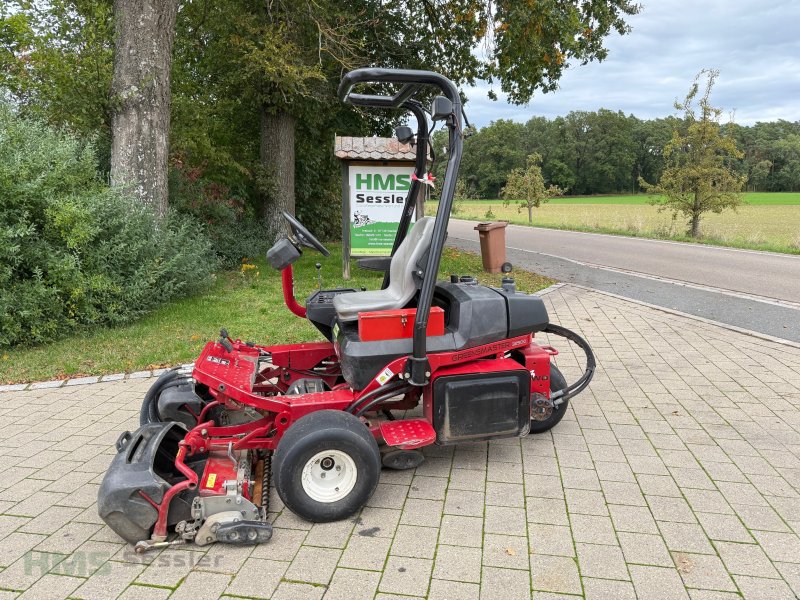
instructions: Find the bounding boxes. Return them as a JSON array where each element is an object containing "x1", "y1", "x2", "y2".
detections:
[{"x1": 1, "y1": 364, "x2": 194, "y2": 392}]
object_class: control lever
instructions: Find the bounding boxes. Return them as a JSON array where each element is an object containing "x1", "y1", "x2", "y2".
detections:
[
  {"x1": 219, "y1": 328, "x2": 234, "y2": 353},
  {"x1": 315, "y1": 263, "x2": 322, "y2": 289}
]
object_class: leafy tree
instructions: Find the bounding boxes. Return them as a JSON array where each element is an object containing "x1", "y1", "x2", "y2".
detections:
[
  {"x1": 0, "y1": 1, "x2": 114, "y2": 166},
  {"x1": 501, "y1": 153, "x2": 563, "y2": 223},
  {"x1": 459, "y1": 120, "x2": 527, "y2": 197},
  {"x1": 640, "y1": 70, "x2": 747, "y2": 237}
]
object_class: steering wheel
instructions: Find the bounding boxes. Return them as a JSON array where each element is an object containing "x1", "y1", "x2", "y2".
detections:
[{"x1": 282, "y1": 211, "x2": 330, "y2": 257}]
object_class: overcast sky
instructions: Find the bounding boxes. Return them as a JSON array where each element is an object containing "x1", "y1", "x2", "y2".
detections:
[{"x1": 464, "y1": 0, "x2": 800, "y2": 127}]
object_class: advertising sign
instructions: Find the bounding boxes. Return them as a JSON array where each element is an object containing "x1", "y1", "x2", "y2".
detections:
[{"x1": 348, "y1": 164, "x2": 414, "y2": 256}]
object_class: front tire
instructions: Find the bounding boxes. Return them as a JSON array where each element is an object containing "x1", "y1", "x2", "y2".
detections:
[
  {"x1": 273, "y1": 410, "x2": 381, "y2": 523},
  {"x1": 529, "y1": 364, "x2": 569, "y2": 434}
]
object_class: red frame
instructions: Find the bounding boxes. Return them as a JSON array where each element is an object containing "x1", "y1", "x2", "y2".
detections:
[{"x1": 150, "y1": 267, "x2": 556, "y2": 539}]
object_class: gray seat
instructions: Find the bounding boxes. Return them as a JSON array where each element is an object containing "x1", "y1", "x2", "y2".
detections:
[{"x1": 334, "y1": 217, "x2": 436, "y2": 322}]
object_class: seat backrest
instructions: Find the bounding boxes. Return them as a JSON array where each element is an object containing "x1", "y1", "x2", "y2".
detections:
[{"x1": 387, "y1": 216, "x2": 436, "y2": 303}]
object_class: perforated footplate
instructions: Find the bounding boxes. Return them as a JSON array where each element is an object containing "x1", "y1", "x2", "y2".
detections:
[{"x1": 379, "y1": 419, "x2": 436, "y2": 450}]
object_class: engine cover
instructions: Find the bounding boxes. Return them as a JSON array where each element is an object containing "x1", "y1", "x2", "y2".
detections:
[{"x1": 431, "y1": 360, "x2": 531, "y2": 444}]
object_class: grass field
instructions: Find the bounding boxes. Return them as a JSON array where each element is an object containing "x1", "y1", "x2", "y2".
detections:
[
  {"x1": 543, "y1": 192, "x2": 800, "y2": 205},
  {"x1": 434, "y1": 192, "x2": 800, "y2": 253},
  {"x1": 0, "y1": 245, "x2": 553, "y2": 384}
]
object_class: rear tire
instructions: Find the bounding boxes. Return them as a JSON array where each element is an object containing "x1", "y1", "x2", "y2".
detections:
[
  {"x1": 529, "y1": 364, "x2": 569, "y2": 434},
  {"x1": 273, "y1": 410, "x2": 381, "y2": 523}
]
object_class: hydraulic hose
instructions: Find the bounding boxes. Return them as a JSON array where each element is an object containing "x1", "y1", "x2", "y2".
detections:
[
  {"x1": 542, "y1": 324, "x2": 596, "y2": 403},
  {"x1": 345, "y1": 380, "x2": 410, "y2": 415},
  {"x1": 353, "y1": 385, "x2": 412, "y2": 418}
]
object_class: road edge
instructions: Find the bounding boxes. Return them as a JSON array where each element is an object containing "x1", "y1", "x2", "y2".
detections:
[{"x1": 567, "y1": 283, "x2": 800, "y2": 350}]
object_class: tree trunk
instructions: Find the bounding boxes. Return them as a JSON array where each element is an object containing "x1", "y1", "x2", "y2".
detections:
[
  {"x1": 260, "y1": 107, "x2": 296, "y2": 240},
  {"x1": 690, "y1": 191, "x2": 701, "y2": 237},
  {"x1": 527, "y1": 204, "x2": 533, "y2": 223},
  {"x1": 109, "y1": 0, "x2": 178, "y2": 218}
]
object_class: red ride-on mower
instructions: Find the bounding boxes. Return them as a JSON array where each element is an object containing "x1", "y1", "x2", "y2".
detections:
[{"x1": 98, "y1": 68, "x2": 596, "y2": 552}]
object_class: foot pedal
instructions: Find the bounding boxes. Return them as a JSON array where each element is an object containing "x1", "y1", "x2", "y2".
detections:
[
  {"x1": 379, "y1": 419, "x2": 435, "y2": 450},
  {"x1": 215, "y1": 520, "x2": 273, "y2": 545},
  {"x1": 382, "y1": 449, "x2": 425, "y2": 470}
]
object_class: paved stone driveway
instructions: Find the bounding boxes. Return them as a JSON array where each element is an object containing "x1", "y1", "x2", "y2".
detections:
[{"x1": 1, "y1": 284, "x2": 799, "y2": 600}]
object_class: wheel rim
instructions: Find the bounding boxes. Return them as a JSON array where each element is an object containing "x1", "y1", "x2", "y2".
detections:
[{"x1": 301, "y1": 450, "x2": 358, "y2": 503}]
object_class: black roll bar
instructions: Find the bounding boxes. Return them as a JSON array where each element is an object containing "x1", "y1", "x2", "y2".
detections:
[
  {"x1": 340, "y1": 68, "x2": 464, "y2": 386},
  {"x1": 381, "y1": 99, "x2": 429, "y2": 290}
]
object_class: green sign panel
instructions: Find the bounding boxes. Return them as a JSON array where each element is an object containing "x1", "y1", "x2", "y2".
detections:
[{"x1": 348, "y1": 164, "x2": 413, "y2": 256}]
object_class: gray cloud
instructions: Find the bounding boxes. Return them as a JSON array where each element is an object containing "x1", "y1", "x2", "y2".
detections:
[{"x1": 464, "y1": 0, "x2": 800, "y2": 126}]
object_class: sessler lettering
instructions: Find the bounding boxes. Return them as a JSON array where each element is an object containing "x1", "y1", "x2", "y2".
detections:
[{"x1": 355, "y1": 193, "x2": 405, "y2": 204}]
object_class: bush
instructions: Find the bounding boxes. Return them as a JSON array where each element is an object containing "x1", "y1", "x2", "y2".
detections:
[
  {"x1": 169, "y1": 161, "x2": 269, "y2": 267},
  {"x1": 0, "y1": 105, "x2": 217, "y2": 347}
]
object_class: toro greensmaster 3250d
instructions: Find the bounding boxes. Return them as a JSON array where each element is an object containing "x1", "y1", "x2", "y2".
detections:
[{"x1": 98, "y1": 68, "x2": 595, "y2": 552}]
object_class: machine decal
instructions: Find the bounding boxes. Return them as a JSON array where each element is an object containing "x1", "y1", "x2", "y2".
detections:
[
  {"x1": 206, "y1": 356, "x2": 230, "y2": 366},
  {"x1": 205, "y1": 473, "x2": 217, "y2": 488},
  {"x1": 376, "y1": 367, "x2": 394, "y2": 386}
]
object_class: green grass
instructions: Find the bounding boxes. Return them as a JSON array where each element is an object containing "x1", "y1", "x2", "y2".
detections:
[
  {"x1": 439, "y1": 192, "x2": 800, "y2": 254},
  {"x1": 0, "y1": 244, "x2": 553, "y2": 384},
  {"x1": 467, "y1": 192, "x2": 800, "y2": 205}
]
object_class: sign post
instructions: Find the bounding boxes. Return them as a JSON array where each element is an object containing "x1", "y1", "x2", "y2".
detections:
[{"x1": 335, "y1": 137, "x2": 422, "y2": 279}]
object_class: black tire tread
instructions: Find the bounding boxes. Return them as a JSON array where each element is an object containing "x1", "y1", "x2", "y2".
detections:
[
  {"x1": 529, "y1": 363, "x2": 569, "y2": 434},
  {"x1": 273, "y1": 410, "x2": 381, "y2": 523}
]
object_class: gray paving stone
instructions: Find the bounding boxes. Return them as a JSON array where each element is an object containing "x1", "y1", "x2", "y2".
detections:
[
  {"x1": 169, "y1": 571, "x2": 231, "y2": 600},
  {"x1": 225, "y1": 557, "x2": 288, "y2": 599},
  {"x1": 751, "y1": 529, "x2": 800, "y2": 563},
  {"x1": 629, "y1": 565, "x2": 690, "y2": 600},
  {"x1": 485, "y1": 505, "x2": 527, "y2": 536},
  {"x1": 568, "y1": 513, "x2": 617, "y2": 546},
  {"x1": 285, "y1": 546, "x2": 341, "y2": 585},
  {"x1": 400, "y1": 497, "x2": 444, "y2": 528},
  {"x1": 528, "y1": 523, "x2": 574, "y2": 557},
  {"x1": 618, "y1": 531, "x2": 674, "y2": 567},
  {"x1": 428, "y1": 578, "x2": 480, "y2": 600},
  {"x1": 673, "y1": 552, "x2": 736, "y2": 592},
  {"x1": 408, "y1": 475, "x2": 448, "y2": 500},
  {"x1": 583, "y1": 577, "x2": 637, "y2": 600},
  {"x1": 714, "y1": 541, "x2": 781, "y2": 578},
  {"x1": 608, "y1": 504, "x2": 659, "y2": 534},
  {"x1": 481, "y1": 565, "x2": 531, "y2": 600},
  {"x1": 530, "y1": 553, "x2": 582, "y2": 595},
  {"x1": 379, "y1": 555, "x2": 433, "y2": 597},
  {"x1": 16, "y1": 573, "x2": 83, "y2": 600},
  {"x1": 696, "y1": 512, "x2": 753, "y2": 543},
  {"x1": 576, "y1": 542, "x2": 629, "y2": 580},
  {"x1": 433, "y1": 544, "x2": 482, "y2": 583},
  {"x1": 733, "y1": 575, "x2": 797, "y2": 600},
  {"x1": 338, "y1": 533, "x2": 391, "y2": 571},
  {"x1": 391, "y1": 524, "x2": 439, "y2": 559},
  {"x1": 438, "y1": 515, "x2": 483, "y2": 547},
  {"x1": 324, "y1": 568, "x2": 381, "y2": 600},
  {"x1": 483, "y1": 532, "x2": 530, "y2": 572},
  {"x1": 271, "y1": 581, "x2": 325, "y2": 600}
]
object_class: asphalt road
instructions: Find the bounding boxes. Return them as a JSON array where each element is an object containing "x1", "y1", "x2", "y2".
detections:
[{"x1": 447, "y1": 220, "x2": 800, "y2": 343}]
